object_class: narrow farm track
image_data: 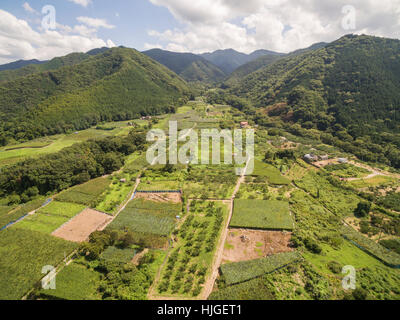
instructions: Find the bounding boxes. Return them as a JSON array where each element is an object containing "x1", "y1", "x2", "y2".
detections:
[
  {"x1": 147, "y1": 210, "x2": 192, "y2": 300},
  {"x1": 201, "y1": 157, "x2": 252, "y2": 299}
]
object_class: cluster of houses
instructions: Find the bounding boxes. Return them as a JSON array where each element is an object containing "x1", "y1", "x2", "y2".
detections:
[
  {"x1": 303, "y1": 153, "x2": 348, "y2": 164},
  {"x1": 303, "y1": 154, "x2": 328, "y2": 163}
]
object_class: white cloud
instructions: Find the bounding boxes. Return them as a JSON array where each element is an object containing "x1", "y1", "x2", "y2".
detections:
[
  {"x1": 148, "y1": 0, "x2": 400, "y2": 53},
  {"x1": 143, "y1": 43, "x2": 163, "y2": 50},
  {"x1": 0, "y1": 10, "x2": 115, "y2": 64},
  {"x1": 68, "y1": 0, "x2": 92, "y2": 8},
  {"x1": 22, "y1": 2, "x2": 38, "y2": 14},
  {"x1": 76, "y1": 16, "x2": 115, "y2": 29}
]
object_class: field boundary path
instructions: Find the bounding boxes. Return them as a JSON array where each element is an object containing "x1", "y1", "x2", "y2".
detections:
[{"x1": 201, "y1": 156, "x2": 252, "y2": 299}]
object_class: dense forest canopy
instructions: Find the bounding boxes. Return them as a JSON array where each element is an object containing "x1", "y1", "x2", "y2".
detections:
[
  {"x1": 143, "y1": 49, "x2": 226, "y2": 83},
  {"x1": 224, "y1": 35, "x2": 400, "y2": 168},
  {"x1": 0, "y1": 47, "x2": 191, "y2": 144}
]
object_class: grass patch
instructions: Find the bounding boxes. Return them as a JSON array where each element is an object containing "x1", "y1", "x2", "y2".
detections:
[
  {"x1": 39, "y1": 263, "x2": 101, "y2": 300},
  {"x1": 324, "y1": 163, "x2": 371, "y2": 179},
  {"x1": 230, "y1": 200, "x2": 294, "y2": 231},
  {"x1": 251, "y1": 160, "x2": 290, "y2": 185},
  {"x1": 0, "y1": 197, "x2": 46, "y2": 229},
  {"x1": 220, "y1": 251, "x2": 302, "y2": 286},
  {"x1": 347, "y1": 176, "x2": 397, "y2": 189},
  {"x1": 16, "y1": 201, "x2": 85, "y2": 234},
  {"x1": 342, "y1": 226, "x2": 400, "y2": 267}
]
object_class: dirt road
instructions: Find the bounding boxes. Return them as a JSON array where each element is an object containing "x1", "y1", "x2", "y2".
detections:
[{"x1": 200, "y1": 157, "x2": 252, "y2": 299}]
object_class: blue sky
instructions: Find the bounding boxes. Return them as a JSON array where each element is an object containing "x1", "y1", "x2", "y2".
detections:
[
  {"x1": 0, "y1": 0, "x2": 399, "y2": 64},
  {"x1": 1, "y1": 0, "x2": 181, "y2": 51}
]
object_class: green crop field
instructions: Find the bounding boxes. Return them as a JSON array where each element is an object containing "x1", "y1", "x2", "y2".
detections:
[
  {"x1": 250, "y1": 160, "x2": 291, "y2": 185},
  {"x1": 220, "y1": 252, "x2": 302, "y2": 286},
  {"x1": 230, "y1": 200, "x2": 294, "y2": 230},
  {"x1": 16, "y1": 201, "x2": 85, "y2": 234},
  {"x1": 108, "y1": 199, "x2": 180, "y2": 236},
  {"x1": 56, "y1": 177, "x2": 111, "y2": 206},
  {"x1": 342, "y1": 226, "x2": 400, "y2": 267},
  {"x1": 39, "y1": 263, "x2": 101, "y2": 300},
  {"x1": 109, "y1": 208, "x2": 176, "y2": 236},
  {"x1": 128, "y1": 198, "x2": 182, "y2": 217},
  {"x1": 0, "y1": 197, "x2": 46, "y2": 229},
  {"x1": 0, "y1": 228, "x2": 78, "y2": 300}
]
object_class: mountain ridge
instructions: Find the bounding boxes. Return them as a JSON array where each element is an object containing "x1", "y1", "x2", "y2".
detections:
[{"x1": 143, "y1": 48, "x2": 226, "y2": 82}]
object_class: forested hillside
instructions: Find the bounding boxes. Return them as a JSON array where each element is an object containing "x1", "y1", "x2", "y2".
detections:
[
  {"x1": 0, "y1": 53, "x2": 90, "y2": 82},
  {"x1": 230, "y1": 35, "x2": 400, "y2": 167},
  {"x1": 200, "y1": 49, "x2": 282, "y2": 74},
  {"x1": 0, "y1": 59, "x2": 45, "y2": 72},
  {"x1": 0, "y1": 47, "x2": 191, "y2": 144},
  {"x1": 0, "y1": 48, "x2": 111, "y2": 82},
  {"x1": 226, "y1": 43, "x2": 326, "y2": 84},
  {"x1": 143, "y1": 49, "x2": 226, "y2": 82}
]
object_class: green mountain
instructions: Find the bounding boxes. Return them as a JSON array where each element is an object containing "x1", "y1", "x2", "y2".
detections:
[
  {"x1": 0, "y1": 48, "x2": 112, "y2": 83},
  {"x1": 226, "y1": 44, "x2": 325, "y2": 84},
  {"x1": 0, "y1": 59, "x2": 46, "y2": 72},
  {"x1": 200, "y1": 49, "x2": 282, "y2": 74},
  {"x1": 0, "y1": 53, "x2": 90, "y2": 83},
  {"x1": 225, "y1": 54, "x2": 283, "y2": 84},
  {"x1": 232, "y1": 34, "x2": 400, "y2": 167},
  {"x1": 143, "y1": 49, "x2": 226, "y2": 82},
  {"x1": 0, "y1": 47, "x2": 190, "y2": 144}
]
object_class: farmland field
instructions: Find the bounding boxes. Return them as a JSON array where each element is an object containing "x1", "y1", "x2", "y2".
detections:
[
  {"x1": 52, "y1": 208, "x2": 112, "y2": 242},
  {"x1": 16, "y1": 202, "x2": 85, "y2": 234},
  {"x1": 108, "y1": 206, "x2": 176, "y2": 236},
  {"x1": 230, "y1": 200, "x2": 294, "y2": 231},
  {"x1": 251, "y1": 160, "x2": 291, "y2": 185},
  {"x1": 220, "y1": 251, "x2": 302, "y2": 286},
  {"x1": 155, "y1": 201, "x2": 229, "y2": 298},
  {"x1": 0, "y1": 197, "x2": 46, "y2": 229},
  {"x1": 107, "y1": 198, "x2": 182, "y2": 242},
  {"x1": 96, "y1": 174, "x2": 136, "y2": 215},
  {"x1": 0, "y1": 228, "x2": 77, "y2": 300},
  {"x1": 39, "y1": 263, "x2": 101, "y2": 300},
  {"x1": 346, "y1": 176, "x2": 398, "y2": 189},
  {"x1": 342, "y1": 226, "x2": 400, "y2": 267},
  {"x1": 56, "y1": 177, "x2": 111, "y2": 206},
  {"x1": 324, "y1": 163, "x2": 371, "y2": 179},
  {"x1": 294, "y1": 171, "x2": 361, "y2": 216}
]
